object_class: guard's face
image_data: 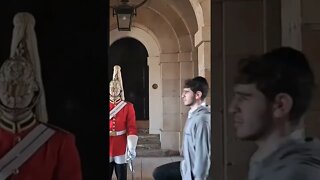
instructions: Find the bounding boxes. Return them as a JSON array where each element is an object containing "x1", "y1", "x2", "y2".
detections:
[
  {"x1": 228, "y1": 84, "x2": 273, "y2": 141},
  {"x1": 0, "y1": 58, "x2": 38, "y2": 109},
  {"x1": 0, "y1": 83, "x2": 35, "y2": 109},
  {"x1": 109, "y1": 81, "x2": 121, "y2": 98}
]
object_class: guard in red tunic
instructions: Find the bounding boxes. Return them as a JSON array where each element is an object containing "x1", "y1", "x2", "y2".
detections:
[
  {"x1": 0, "y1": 48, "x2": 82, "y2": 180},
  {"x1": 0, "y1": 12, "x2": 82, "y2": 180},
  {"x1": 109, "y1": 65, "x2": 138, "y2": 180}
]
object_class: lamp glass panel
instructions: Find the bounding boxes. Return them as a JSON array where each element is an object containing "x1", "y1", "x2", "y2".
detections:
[{"x1": 117, "y1": 14, "x2": 131, "y2": 30}]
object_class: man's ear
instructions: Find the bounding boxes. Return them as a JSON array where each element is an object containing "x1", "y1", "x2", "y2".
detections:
[
  {"x1": 195, "y1": 91, "x2": 203, "y2": 100},
  {"x1": 272, "y1": 93, "x2": 293, "y2": 118}
]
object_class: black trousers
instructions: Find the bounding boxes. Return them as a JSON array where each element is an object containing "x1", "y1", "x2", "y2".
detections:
[
  {"x1": 109, "y1": 162, "x2": 127, "y2": 180},
  {"x1": 153, "y1": 161, "x2": 182, "y2": 180}
]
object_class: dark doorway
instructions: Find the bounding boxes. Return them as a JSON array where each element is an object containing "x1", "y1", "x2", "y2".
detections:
[{"x1": 108, "y1": 38, "x2": 149, "y2": 121}]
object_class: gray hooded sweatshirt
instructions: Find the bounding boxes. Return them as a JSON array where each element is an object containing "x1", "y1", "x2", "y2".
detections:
[
  {"x1": 181, "y1": 105, "x2": 211, "y2": 180},
  {"x1": 248, "y1": 137, "x2": 320, "y2": 180}
]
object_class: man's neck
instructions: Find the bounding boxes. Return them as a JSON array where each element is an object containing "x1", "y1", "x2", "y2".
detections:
[
  {"x1": 253, "y1": 123, "x2": 304, "y2": 162},
  {"x1": 189, "y1": 101, "x2": 203, "y2": 112}
]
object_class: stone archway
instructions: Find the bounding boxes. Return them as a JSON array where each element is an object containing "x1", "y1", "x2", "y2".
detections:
[{"x1": 110, "y1": 26, "x2": 163, "y2": 134}]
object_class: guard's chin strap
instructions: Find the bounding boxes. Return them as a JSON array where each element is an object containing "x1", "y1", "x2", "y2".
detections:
[
  {"x1": 0, "y1": 91, "x2": 40, "y2": 116},
  {"x1": 109, "y1": 95, "x2": 122, "y2": 104}
]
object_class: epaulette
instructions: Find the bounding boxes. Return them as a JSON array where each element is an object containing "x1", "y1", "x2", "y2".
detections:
[
  {"x1": 39, "y1": 122, "x2": 71, "y2": 134},
  {"x1": 125, "y1": 101, "x2": 133, "y2": 105}
]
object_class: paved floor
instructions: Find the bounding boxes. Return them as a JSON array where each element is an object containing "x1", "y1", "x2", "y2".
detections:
[{"x1": 111, "y1": 156, "x2": 183, "y2": 180}]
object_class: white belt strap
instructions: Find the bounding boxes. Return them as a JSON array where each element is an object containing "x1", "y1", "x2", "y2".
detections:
[
  {"x1": 0, "y1": 124, "x2": 55, "y2": 179},
  {"x1": 109, "y1": 130, "x2": 126, "y2": 136},
  {"x1": 109, "y1": 101, "x2": 127, "y2": 120}
]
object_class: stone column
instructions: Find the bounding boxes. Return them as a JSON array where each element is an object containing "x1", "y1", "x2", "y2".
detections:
[
  {"x1": 148, "y1": 56, "x2": 163, "y2": 134},
  {"x1": 159, "y1": 52, "x2": 195, "y2": 151},
  {"x1": 179, "y1": 52, "x2": 194, "y2": 151},
  {"x1": 159, "y1": 53, "x2": 181, "y2": 151},
  {"x1": 195, "y1": 25, "x2": 211, "y2": 106}
]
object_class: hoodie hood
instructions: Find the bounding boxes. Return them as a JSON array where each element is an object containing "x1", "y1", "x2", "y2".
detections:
[{"x1": 190, "y1": 105, "x2": 210, "y2": 116}]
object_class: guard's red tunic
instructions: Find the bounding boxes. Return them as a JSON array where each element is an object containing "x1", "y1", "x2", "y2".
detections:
[
  {"x1": 0, "y1": 121, "x2": 82, "y2": 180},
  {"x1": 109, "y1": 101, "x2": 137, "y2": 157}
]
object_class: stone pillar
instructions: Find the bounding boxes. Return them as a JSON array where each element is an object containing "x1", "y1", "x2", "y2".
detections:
[
  {"x1": 195, "y1": 25, "x2": 211, "y2": 105},
  {"x1": 159, "y1": 52, "x2": 195, "y2": 151},
  {"x1": 159, "y1": 53, "x2": 181, "y2": 151},
  {"x1": 148, "y1": 56, "x2": 163, "y2": 134},
  {"x1": 179, "y1": 52, "x2": 194, "y2": 151}
]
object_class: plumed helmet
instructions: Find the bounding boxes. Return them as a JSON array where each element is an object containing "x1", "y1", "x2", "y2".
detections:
[
  {"x1": 0, "y1": 56, "x2": 39, "y2": 97},
  {"x1": 110, "y1": 65, "x2": 125, "y2": 100}
]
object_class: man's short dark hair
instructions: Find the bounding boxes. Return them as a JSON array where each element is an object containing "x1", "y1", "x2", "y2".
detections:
[
  {"x1": 235, "y1": 47, "x2": 315, "y2": 125},
  {"x1": 184, "y1": 76, "x2": 209, "y2": 100}
]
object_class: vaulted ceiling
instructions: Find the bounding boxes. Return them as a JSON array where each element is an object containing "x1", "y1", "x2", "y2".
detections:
[{"x1": 109, "y1": 0, "x2": 198, "y2": 53}]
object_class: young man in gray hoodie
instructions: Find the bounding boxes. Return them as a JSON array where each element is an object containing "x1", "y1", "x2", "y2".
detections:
[
  {"x1": 228, "y1": 47, "x2": 320, "y2": 180},
  {"x1": 153, "y1": 76, "x2": 211, "y2": 180}
]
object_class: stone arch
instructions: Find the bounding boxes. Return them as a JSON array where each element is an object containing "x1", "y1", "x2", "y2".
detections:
[
  {"x1": 110, "y1": 26, "x2": 163, "y2": 134},
  {"x1": 189, "y1": 0, "x2": 204, "y2": 28},
  {"x1": 110, "y1": 26, "x2": 160, "y2": 56}
]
